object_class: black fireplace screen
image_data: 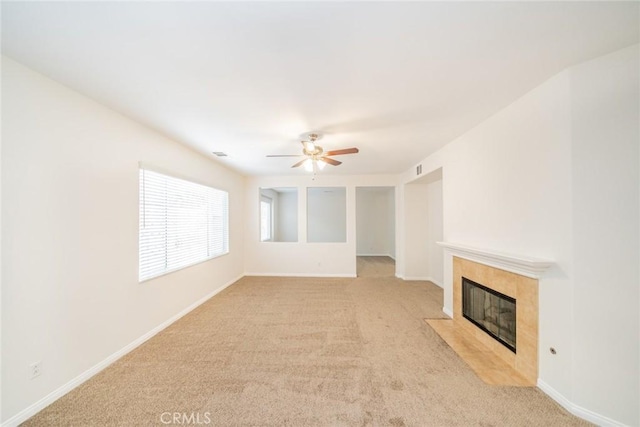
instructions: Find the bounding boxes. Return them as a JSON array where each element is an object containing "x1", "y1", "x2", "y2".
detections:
[{"x1": 462, "y1": 277, "x2": 516, "y2": 353}]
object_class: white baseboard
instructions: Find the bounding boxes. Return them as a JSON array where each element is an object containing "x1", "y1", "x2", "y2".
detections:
[
  {"x1": 1, "y1": 275, "x2": 243, "y2": 427},
  {"x1": 356, "y1": 253, "x2": 396, "y2": 260},
  {"x1": 442, "y1": 307, "x2": 453, "y2": 318},
  {"x1": 244, "y1": 272, "x2": 357, "y2": 278},
  {"x1": 402, "y1": 276, "x2": 431, "y2": 281},
  {"x1": 537, "y1": 380, "x2": 627, "y2": 427},
  {"x1": 426, "y1": 277, "x2": 443, "y2": 288}
]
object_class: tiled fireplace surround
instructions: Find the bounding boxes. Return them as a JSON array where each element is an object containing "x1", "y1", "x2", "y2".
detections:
[
  {"x1": 436, "y1": 243, "x2": 554, "y2": 386},
  {"x1": 454, "y1": 256, "x2": 538, "y2": 384}
]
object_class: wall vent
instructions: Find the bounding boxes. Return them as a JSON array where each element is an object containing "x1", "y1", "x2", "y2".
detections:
[
  {"x1": 416, "y1": 164, "x2": 422, "y2": 175},
  {"x1": 212, "y1": 152, "x2": 228, "y2": 157}
]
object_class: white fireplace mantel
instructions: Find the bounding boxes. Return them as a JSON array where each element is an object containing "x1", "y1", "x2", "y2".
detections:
[{"x1": 437, "y1": 242, "x2": 555, "y2": 279}]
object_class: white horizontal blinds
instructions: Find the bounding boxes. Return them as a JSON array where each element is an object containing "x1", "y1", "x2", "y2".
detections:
[{"x1": 139, "y1": 168, "x2": 228, "y2": 282}]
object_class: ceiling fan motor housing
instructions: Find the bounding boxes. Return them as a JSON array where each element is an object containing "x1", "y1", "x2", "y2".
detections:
[{"x1": 304, "y1": 145, "x2": 323, "y2": 156}]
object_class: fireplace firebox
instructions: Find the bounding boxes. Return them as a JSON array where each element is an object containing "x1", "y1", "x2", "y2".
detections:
[{"x1": 462, "y1": 277, "x2": 516, "y2": 353}]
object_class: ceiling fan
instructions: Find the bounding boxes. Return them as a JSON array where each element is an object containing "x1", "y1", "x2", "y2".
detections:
[{"x1": 266, "y1": 133, "x2": 359, "y2": 171}]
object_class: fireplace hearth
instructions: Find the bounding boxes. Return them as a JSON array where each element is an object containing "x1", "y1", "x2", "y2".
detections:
[{"x1": 462, "y1": 277, "x2": 516, "y2": 353}]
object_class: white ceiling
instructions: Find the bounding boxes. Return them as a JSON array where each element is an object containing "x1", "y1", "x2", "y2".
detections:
[{"x1": 2, "y1": 2, "x2": 638, "y2": 176}]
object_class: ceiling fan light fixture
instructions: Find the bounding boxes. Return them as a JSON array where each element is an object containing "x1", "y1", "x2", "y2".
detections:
[
  {"x1": 303, "y1": 158, "x2": 314, "y2": 172},
  {"x1": 317, "y1": 159, "x2": 327, "y2": 170},
  {"x1": 305, "y1": 141, "x2": 316, "y2": 153}
]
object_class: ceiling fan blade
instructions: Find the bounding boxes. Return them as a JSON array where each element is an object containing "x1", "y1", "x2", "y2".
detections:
[
  {"x1": 291, "y1": 159, "x2": 308, "y2": 168},
  {"x1": 323, "y1": 148, "x2": 359, "y2": 156},
  {"x1": 266, "y1": 154, "x2": 304, "y2": 157},
  {"x1": 321, "y1": 157, "x2": 342, "y2": 166}
]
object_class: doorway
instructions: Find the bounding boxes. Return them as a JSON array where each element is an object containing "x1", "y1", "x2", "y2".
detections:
[{"x1": 355, "y1": 186, "x2": 396, "y2": 277}]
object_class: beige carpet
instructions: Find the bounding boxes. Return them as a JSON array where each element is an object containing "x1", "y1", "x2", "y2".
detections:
[
  {"x1": 24, "y1": 257, "x2": 589, "y2": 426},
  {"x1": 356, "y1": 256, "x2": 396, "y2": 278}
]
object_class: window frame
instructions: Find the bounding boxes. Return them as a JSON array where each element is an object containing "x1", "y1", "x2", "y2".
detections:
[{"x1": 260, "y1": 195, "x2": 273, "y2": 242}]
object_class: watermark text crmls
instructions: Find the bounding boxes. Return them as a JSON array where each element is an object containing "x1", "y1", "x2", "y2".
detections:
[{"x1": 160, "y1": 412, "x2": 212, "y2": 425}]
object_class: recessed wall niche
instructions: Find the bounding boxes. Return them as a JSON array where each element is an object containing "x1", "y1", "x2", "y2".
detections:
[
  {"x1": 307, "y1": 187, "x2": 347, "y2": 243},
  {"x1": 259, "y1": 187, "x2": 298, "y2": 242}
]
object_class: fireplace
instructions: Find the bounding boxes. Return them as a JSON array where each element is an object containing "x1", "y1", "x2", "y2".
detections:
[
  {"x1": 451, "y1": 256, "x2": 539, "y2": 385},
  {"x1": 434, "y1": 243, "x2": 552, "y2": 386},
  {"x1": 462, "y1": 277, "x2": 516, "y2": 353}
]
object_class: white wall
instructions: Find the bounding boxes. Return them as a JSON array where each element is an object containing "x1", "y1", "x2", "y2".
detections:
[
  {"x1": 1, "y1": 57, "x2": 245, "y2": 423},
  {"x1": 356, "y1": 187, "x2": 395, "y2": 257},
  {"x1": 398, "y1": 45, "x2": 639, "y2": 426},
  {"x1": 402, "y1": 182, "x2": 429, "y2": 280},
  {"x1": 425, "y1": 171, "x2": 443, "y2": 287},
  {"x1": 0, "y1": 55, "x2": 3, "y2": 424},
  {"x1": 307, "y1": 187, "x2": 347, "y2": 243},
  {"x1": 386, "y1": 188, "x2": 396, "y2": 258},
  {"x1": 244, "y1": 175, "x2": 398, "y2": 277},
  {"x1": 400, "y1": 169, "x2": 443, "y2": 284},
  {"x1": 276, "y1": 190, "x2": 297, "y2": 242},
  {"x1": 569, "y1": 46, "x2": 639, "y2": 425}
]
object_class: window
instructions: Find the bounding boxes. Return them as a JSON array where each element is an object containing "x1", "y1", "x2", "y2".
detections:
[
  {"x1": 260, "y1": 195, "x2": 273, "y2": 241},
  {"x1": 139, "y1": 167, "x2": 228, "y2": 282}
]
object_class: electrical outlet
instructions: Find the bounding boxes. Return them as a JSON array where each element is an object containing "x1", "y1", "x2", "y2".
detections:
[{"x1": 30, "y1": 361, "x2": 42, "y2": 379}]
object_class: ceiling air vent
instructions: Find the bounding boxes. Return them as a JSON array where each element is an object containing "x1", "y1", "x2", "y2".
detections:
[{"x1": 212, "y1": 152, "x2": 228, "y2": 157}]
